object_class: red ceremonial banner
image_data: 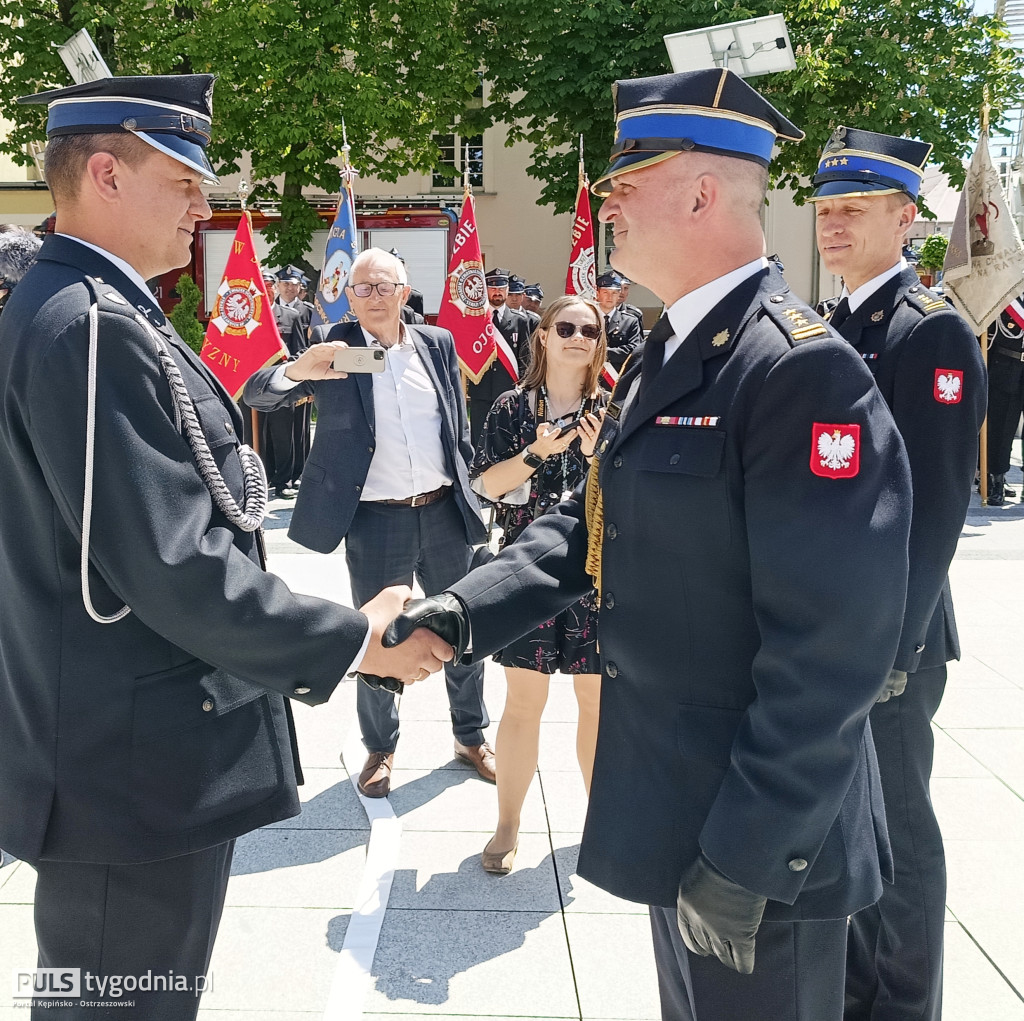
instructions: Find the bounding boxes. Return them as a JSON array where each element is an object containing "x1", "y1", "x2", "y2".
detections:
[
  {"x1": 565, "y1": 174, "x2": 597, "y2": 299},
  {"x1": 437, "y1": 191, "x2": 498, "y2": 385},
  {"x1": 201, "y1": 213, "x2": 288, "y2": 399}
]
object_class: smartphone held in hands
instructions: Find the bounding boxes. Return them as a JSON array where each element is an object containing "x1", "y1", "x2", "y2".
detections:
[{"x1": 333, "y1": 347, "x2": 387, "y2": 373}]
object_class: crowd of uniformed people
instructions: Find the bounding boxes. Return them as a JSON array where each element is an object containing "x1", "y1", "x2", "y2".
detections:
[{"x1": 0, "y1": 61, "x2": 1010, "y2": 1021}]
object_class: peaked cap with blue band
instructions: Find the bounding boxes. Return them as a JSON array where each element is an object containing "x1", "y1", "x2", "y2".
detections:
[
  {"x1": 810, "y1": 126, "x2": 931, "y2": 201},
  {"x1": 18, "y1": 75, "x2": 218, "y2": 184},
  {"x1": 591, "y1": 68, "x2": 803, "y2": 197}
]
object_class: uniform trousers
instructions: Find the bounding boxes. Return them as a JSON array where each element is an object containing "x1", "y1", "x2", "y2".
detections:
[
  {"x1": 845, "y1": 665, "x2": 947, "y2": 1021},
  {"x1": 985, "y1": 360, "x2": 1024, "y2": 475},
  {"x1": 345, "y1": 492, "x2": 488, "y2": 753},
  {"x1": 30, "y1": 839, "x2": 234, "y2": 1020},
  {"x1": 649, "y1": 905, "x2": 847, "y2": 1021}
]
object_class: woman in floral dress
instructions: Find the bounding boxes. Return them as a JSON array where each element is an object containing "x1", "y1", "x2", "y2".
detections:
[{"x1": 470, "y1": 294, "x2": 609, "y2": 874}]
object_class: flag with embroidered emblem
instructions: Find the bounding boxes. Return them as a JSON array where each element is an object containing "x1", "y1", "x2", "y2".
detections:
[
  {"x1": 310, "y1": 152, "x2": 360, "y2": 330},
  {"x1": 943, "y1": 131, "x2": 1024, "y2": 334},
  {"x1": 566, "y1": 150, "x2": 597, "y2": 301},
  {"x1": 438, "y1": 183, "x2": 501, "y2": 384},
  {"x1": 201, "y1": 211, "x2": 287, "y2": 399}
]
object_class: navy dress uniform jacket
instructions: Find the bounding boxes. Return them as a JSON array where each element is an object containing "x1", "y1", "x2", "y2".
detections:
[
  {"x1": 0, "y1": 236, "x2": 368, "y2": 865},
  {"x1": 604, "y1": 305, "x2": 644, "y2": 371},
  {"x1": 243, "y1": 319, "x2": 486, "y2": 554},
  {"x1": 827, "y1": 268, "x2": 986, "y2": 672},
  {"x1": 467, "y1": 306, "x2": 532, "y2": 443},
  {"x1": 449, "y1": 265, "x2": 912, "y2": 919}
]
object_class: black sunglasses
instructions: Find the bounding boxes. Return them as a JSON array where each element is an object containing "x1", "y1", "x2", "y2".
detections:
[{"x1": 553, "y1": 321, "x2": 601, "y2": 340}]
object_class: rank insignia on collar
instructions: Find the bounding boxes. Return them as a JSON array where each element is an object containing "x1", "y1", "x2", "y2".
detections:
[
  {"x1": 811, "y1": 423, "x2": 861, "y2": 478},
  {"x1": 934, "y1": 368, "x2": 963, "y2": 404},
  {"x1": 870, "y1": 309, "x2": 885, "y2": 322},
  {"x1": 712, "y1": 329, "x2": 729, "y2": 347}
]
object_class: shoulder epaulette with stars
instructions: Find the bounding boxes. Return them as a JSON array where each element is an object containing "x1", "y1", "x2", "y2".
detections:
[
  {"x1": 762, "y1": 293, "x2": 830, "y2": 344},
  {"x1": 904, "y1": 284, "x2": 948, "y2": 316}
]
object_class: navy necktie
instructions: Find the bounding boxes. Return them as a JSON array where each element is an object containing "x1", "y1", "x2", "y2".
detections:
[{"x1": 829, "y1": 297, "x2": 851, "y2": 329}]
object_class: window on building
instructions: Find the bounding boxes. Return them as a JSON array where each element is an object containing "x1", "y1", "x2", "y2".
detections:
[{"x1": 432, "y1": 133, "x2": 484, "y2": 189}]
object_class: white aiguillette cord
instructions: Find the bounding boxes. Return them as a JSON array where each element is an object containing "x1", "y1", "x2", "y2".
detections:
[{"x1": 80, "y1": 302, "x2": 269, "y2": 624}]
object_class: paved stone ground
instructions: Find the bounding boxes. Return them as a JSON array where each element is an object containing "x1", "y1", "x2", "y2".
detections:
[{"x1": 3, "y1": 469, "x2": 1024, "y2": 1020}]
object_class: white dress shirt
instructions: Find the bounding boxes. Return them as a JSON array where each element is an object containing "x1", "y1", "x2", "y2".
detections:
[
  {"x1": 358, "y1": 324, "x2": 452, "y2": 501},
  {"x1": 56, "y1": 234, "x2": 159, "y2": 306},
  {"x1": 841, "y1": 259, "x2": 908, "y2": 311},
  {"x1": 662, "y1": 257, "x2": 770, "y2": 364}
]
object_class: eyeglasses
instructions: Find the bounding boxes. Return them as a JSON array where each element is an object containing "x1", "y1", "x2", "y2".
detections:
[
  {"x1": 552, "y1": 321, "x2": 601, "y2": 340},
  {"x1": 349, "y1": 281, "x2": 404, "y2": 297}
]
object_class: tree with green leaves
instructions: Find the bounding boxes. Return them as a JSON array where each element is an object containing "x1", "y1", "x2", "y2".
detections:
[
  {"x1": 463, "y1": 0, "x2": 1024, "y2": 212},
  {"x1": 0, "y1": 0, "x2": 483, "y2": 267}
]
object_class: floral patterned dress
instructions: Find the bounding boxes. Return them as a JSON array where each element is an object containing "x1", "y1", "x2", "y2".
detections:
[{"x1": 470, "y1": 387, "x2": 604, "y2": 674}]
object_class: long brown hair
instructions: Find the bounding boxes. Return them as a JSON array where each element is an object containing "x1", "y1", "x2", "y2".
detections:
[{"x1": 519, "y1": 294, "x2": 607, "y2": 396}]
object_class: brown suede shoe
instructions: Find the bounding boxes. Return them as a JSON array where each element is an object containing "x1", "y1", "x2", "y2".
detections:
[
  {"x1": 357, "y1": 751, "x2": 394, "y2": 798},
  {"x1": 454, "y1": 740, "x2": 496, "y2": 783}
]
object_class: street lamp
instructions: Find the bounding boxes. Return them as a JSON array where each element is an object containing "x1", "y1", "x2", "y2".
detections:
[{"x1": 664, "y1": 15, "x2": 796, "y2": 78}]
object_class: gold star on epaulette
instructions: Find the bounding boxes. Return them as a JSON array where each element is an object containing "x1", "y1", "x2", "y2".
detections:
[
  {"x1": 840, "y1": 158, "x2": 849, "y2": 165},
  {"x1": 712, "y1": 329, "x2": 729, "y2": 347}
]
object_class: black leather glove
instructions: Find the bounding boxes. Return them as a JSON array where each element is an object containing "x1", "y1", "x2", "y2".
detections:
[
  {"x1": 877, "y1": 668, "x2": 908, "y2": 703},
  {"x1": 383, "y1": 592, "x2": 470, "y2": 660},
  {"x1": 356, "y1": 672, "x2": 403, "y2": 694},
  {"x1": 676, "y1": 854, "x2": 767, "y2": 975}
]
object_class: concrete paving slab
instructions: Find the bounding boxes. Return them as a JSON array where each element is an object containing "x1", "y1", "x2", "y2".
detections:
[
  {"x1": 289, "y1": 685, "x2": 357, "y2": 769},
  {"x1": 199, "y1": 906, "x2": 347, "y2": 1014},
  {"x1": 933, "y1": 685, "x2": 1024, "y2": 728},
  {"x1": 943, "y1": 918, "x2": 1024, "y2": 1020},
  {"x1": 945, "y1": 839, "x2": 1024, "y2": 994},
  {"x1": 0, "y1": 903, "x2": 36, "y2": 976},
  {"x1": 264, "y1": 767, "x2": 367, "y2": 831},
  {"x1": 539, "y1": 768, "x2": 591, "y2": 834},
  {"x1": 933, "y1": 777, "x2": 1024, "y2": 842},
  {"x1": 948, "y1": 651, "x2": 1022, "y2": 688},
  {"x1": 931, "y1": 725, "x2": 992, "y2": 778},
  {"x1": 0, "y1": 860, "x2": 35, "y2": 904},
  {"x1": 386, "y1": 768, "x2": 546, "y2": 835},
  {"x1": 945, "y1": 727, "x2": 1024, "y2": 779},
  {"x1": 363, "y1": 909, "x2": 578, "y2": 1017},
  {"x1": 565, "y1": 912, "x2": 660, "y2": 1020},
  {"x1": 363, "y1": 1016, "x2": 576, "y2": 1021},
  {"x1": 553, "y1": 841, "x2": 651, "y2": 917},
  {"x1": 537, "y1": 720, "x2": 590, "y2": 773},
  {"x1": 387, "y1": 831, "x2": 561, "y2": 913},
  {"x1": 226, "y1": 827, "x2": 370, "y2": 909}
]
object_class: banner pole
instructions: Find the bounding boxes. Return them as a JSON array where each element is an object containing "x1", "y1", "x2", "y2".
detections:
[{"x1": 979, "y1": 331, "x2": 988, "y2": 504}]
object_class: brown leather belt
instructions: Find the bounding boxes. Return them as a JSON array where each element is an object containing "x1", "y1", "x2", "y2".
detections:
[
  {"x1": 371, "y1": 485, "x2": 451, "y2": 508},
  {"x1": 994, "y1": 345, "x2": 1024, "y2": 363}
]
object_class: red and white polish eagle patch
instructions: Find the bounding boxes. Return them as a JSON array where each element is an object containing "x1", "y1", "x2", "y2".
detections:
[
  {"x1": 811, "y1": 423, "x2": 861, "y2": 478},
  {"x1": 934, "y1": 368, "x2": 963, "y2": 404}
]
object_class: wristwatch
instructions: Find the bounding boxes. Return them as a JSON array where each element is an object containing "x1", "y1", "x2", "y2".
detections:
[{"x1": 521, "y1": 446, "x2": 545, "y2": 469}]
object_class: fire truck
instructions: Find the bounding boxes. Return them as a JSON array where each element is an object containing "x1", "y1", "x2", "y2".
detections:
[{"x1": 151, "y1": 201, "x2": 459, "y2": 323}]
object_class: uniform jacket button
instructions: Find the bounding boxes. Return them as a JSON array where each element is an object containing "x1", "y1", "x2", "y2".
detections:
[
  {"x1": 202, "y1": 698, "x2": 214, "y2": 712},
  {"x1": 915, "y1": 643, "x2": 926, "y2": 654},
  {"x1": 606, "y1": 661, "x2": 618, "y2": 678},
  {"x1": 613, "y1": 455, "x2": 623, "y2": 468},
  {"x1": 669, "y1": 453, "x2": 681, "y2": 465},
  {"x1": 606, "y1": 522, "x2": 618, "y2": 539},
  {"x1": 788, "y1": 858, "x2": 808, "y2": 872},
  {"x1": 603, "y1": 592, "x2": 615, "y2": 609},
  {"x1": 224, "y1": 421, "x2": 233, "y2": 433},
  {"x1": 293, "y1": 686, "x2": 311, "y2": 695}
]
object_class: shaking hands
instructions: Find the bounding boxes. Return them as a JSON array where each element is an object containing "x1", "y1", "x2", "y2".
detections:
[{"x1": 355, "y1": 588, "x2": 470, "y2": 690}]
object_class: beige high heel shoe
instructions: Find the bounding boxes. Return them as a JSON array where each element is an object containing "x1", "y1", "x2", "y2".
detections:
[{"x1": 481, "y1": 838, "x2": 519, "y2": 875}]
